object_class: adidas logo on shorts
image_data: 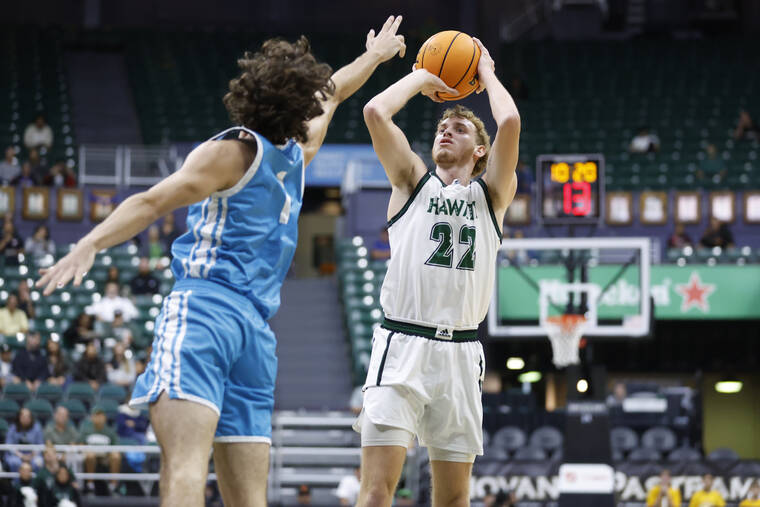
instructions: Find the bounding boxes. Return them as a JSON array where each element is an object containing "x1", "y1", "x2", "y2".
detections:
[{"x1": 435, "y1": 326, "x2": 453, "y2": 340}]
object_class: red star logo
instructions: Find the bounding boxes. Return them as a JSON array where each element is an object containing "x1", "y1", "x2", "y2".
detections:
[{"x1": 675, "y1": 272, "x2": 716, "y2": 313}]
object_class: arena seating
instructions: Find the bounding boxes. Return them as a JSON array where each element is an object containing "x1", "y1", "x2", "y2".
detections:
[
  {"x1": 0, "y1": 27, "x2": 76, "y2": 164},
  {"x1": 499, "y1": 40, "x2": 759, "y2": 191}
]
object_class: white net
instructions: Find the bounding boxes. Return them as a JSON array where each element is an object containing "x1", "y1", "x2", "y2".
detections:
[{"x1": 545, "y1": 315, "x2": 587, "y2": 368}]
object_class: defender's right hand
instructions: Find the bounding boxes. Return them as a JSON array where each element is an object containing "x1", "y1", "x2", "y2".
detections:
[
  {"x1": 366, "y1": 15, "x2": 406, "y2": 62},
  {"x1": 36, "y1": 239, "x2": 97, "y2": 295}
]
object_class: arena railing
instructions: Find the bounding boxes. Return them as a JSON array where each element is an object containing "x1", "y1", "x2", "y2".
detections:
[
  {"x1": 78, "y1": 145, "x2": 184, "y2": 187},
  {"x1": 0, "y1": 412, "x2": 423, "y2": 503}
]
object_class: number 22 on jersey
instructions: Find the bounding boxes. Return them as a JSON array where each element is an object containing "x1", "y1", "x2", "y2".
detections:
[{"x1": 425, "y1": 222, "x2": 476, "y2": 270}]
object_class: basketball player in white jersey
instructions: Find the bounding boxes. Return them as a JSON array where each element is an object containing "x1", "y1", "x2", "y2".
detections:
[{"x1": 356, "y1": 39, "x2": 520, "y2": 506}]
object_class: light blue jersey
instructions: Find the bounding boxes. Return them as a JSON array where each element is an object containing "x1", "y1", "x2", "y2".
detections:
[
  {"x1": 171, "y1": 126, "x2": 304, "y2": 319},
  {"x1": 131, "y1": 126, "x2": 304, "y2": 441}
]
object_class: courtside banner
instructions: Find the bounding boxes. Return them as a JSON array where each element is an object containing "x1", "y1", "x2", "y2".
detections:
[
  {"x1": 469, "y1": 463, "x2": 760, "y2": 505},
  {"x1": 497, "y1": 265, "x2": 760, "y2": 320}
]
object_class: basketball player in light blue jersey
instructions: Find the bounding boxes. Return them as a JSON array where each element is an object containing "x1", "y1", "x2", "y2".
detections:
[{"x1": 36, "y1": 16, "x2": 406, "y2": 506}]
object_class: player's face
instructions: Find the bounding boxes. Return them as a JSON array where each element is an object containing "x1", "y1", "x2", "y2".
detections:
[{"x1": 432, "y1": 117, "x2": 479, "y2": 167}]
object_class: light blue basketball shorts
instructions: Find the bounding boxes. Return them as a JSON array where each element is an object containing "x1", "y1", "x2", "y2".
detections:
[{"x1": 130, "y1": 278, "x2": 276, "y2": 443}]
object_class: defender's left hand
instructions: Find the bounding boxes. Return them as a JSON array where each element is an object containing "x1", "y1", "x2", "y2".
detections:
[
  {"x1": 473, "y1": 38, "x2": 495, "y2": 94},
  {"x1": 366, "y1": 15, "x2": 406, "y2": 62}
]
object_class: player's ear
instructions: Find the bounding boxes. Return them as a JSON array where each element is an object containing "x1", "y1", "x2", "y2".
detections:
[{"x1": 473, "y1": 144, "x2": 487, "y2": 158}]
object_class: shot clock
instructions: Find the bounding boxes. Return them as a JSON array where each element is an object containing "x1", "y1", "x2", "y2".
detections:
[{"x1": 536, "y1": 154, "x2": 605, "y2": 225}]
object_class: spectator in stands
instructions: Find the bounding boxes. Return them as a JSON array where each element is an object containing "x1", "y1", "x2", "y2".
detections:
[
  {"x1": 370, "y1": 227, "x2": 391, "y2": 261},
  {"x1": 606, "y1": 381, "x2": 627, "y2": 407},
  {"x1": 106, "y1": 266, "x2": 121, "y2": 286},
  {"x1": 297, "y1": 483, "x2": 312, "y2": 505},
  {"x1": 45, "y1": 339, "x2": 69, "y2": 387},
  {"x1": 336, "y1": 467, "x2": 361, "y2": 505},
  {"x1": 668, "y1": 223, "x2": 693, "y2": 249},
  {"x1": 734, "y1": 110, "x2": 758, "y2": 141},
  {"x1": 700, "y1": 218, "x2": 735, "y2": 249},
  {"x1": 43, "y1": 406, "x2": 79, "y2": 446},
  {"x1": 515, "y1": 160, "x2": 534, "y2": 194},
  {"x1": 15, "y1": 279, "x2": 36, "y2": 319},
  {"x1": 47, "y1": 464, "x2": 81, "y2": 506},
  {"x1": 145, "y1": 224, "x2": 166, "y2": 267},
  {"x1": 0, "y1": 146, "x2": 19, "y2": 184},
  {"x1": 205, "y1": 482, "x2": 223, "y2": 507},
  {"x1": 12, "y1": 331, "x2": 48, "y2": 391},
  {"x1": 32, "y1": 445, "x2": 65, "y2": 503},
  {"x1": 697, "y1": 144, "x2": 727, "y2": 184},
  {"x1": 160, "y1": 213, "x2": 182, "y2": 251},
  {"x1": 23, "y1": 114, "x2": 53, "y2": 152},
  {"x1": 0, "y1": 219, "x2": 24, "y2": 265},
  {"x1": 129, "y1": 257, "x2": 160, "y2": 295},
  {"x1": 73, "y1": 341, "x2": 107, "y2": 391},
  {"x1": 42, "y1": 160, "x2": 77, "y2": 187},
  {"x1": 0, "y1": 344, "x2": 14, "y2": 388},
  {"x1": 483, "y1": 484, "x2": 497, "y2": 507},
  {"x1": 86, "y1": 282, "x2": 138, "y2": 323},
  {"x1": 98, "y1": 310, "x2": 135, "y2": 350},
  {"x1": 646, "y1": 469, "x2": 681, "y2": 507},
  {"x1": 115, "y1": 404, "x2": 150, "y2": 447},
  {"x1": 80, "y1": 406, "x2": 121, "y2": 494},
  {"x1": 0, "y1": 294, "x2": 30, "y2": 336},
  {"x1": 63, "y1": 312, "x2": 96, "y2": 349},
  {"x1": 27, "y1": 148, "x2": 48, "y2": 181},
  {"x1": 5, "y1": 407, "x2": 44, "y2": 471},
  {"x1": 629, "y1": 127, "x2": 660, "y2": 153},
  {"x1": 10, "y1": 462, "x2": 38, "y2": 505},
  {"x1": 107, "y1": 342, "x2": 136, "y2": 388},
  {"x1": 739, "y1": 479, "x2": 760, "y2": 507},
  {"x1": 493, "y1": 489, "x2": 517, "y2": 506},
  {"x1": 10, "y1": 161, "x2": 39, "y2": 187},
  {"x1": 688, "y1": 473, "x2": 725, "y2": 507},
  {"x1": 24, "y1": 224, "x2": 55, "y2": 265}
]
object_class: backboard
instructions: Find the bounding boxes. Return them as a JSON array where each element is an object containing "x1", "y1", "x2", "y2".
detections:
[{"x1": 488, "y1": 237, "x2": 651, "y2": 338}]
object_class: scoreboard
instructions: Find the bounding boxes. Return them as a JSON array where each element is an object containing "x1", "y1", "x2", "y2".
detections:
[{"x1": 536, "y1": 154, "x2": 605, "y2": 225}]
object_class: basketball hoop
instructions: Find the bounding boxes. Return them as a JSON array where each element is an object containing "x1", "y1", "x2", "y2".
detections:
[{"x1": 545, "y1": 314, "x2": 588, "y2": 368}]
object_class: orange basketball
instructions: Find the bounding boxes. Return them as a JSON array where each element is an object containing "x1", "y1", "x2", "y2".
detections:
[{"x1": 414, "y1": 30, "x2": 481, "y2": 101}]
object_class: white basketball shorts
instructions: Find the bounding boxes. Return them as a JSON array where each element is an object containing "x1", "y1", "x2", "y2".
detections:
[{"x1": 353, "y1": 325, "x2": 485, "y2": 456}]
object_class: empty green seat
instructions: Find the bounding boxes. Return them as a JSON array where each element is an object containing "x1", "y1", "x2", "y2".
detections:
[
  {"x1": 24, "y1": 399, "x2": 54, "y2": 423},
  {"x1": 99, "y1": 384, "x2": 127, "y2": 403},
  {"x1": 3, "y1": 383, "x2": 31, "y2": 403},
  {"x1": 36, "y1": 383, "x2": 64, "y2": 403},
  {"x1": 66, "y1": 382, "x2": 96, "y2": 408}
]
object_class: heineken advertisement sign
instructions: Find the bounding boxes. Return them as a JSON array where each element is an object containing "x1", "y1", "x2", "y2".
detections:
[{"x1": 498, "y1": 265, "x2": 760, "y2": 320}]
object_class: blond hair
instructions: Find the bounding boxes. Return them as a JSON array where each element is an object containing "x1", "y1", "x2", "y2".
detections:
[{"x1": 437, "y1": 105, "x2": 491, "y2": 177}]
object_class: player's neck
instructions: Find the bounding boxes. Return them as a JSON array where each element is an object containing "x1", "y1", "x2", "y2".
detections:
[{"x1": 434, "y1": 165, "x2": 473, "y2": 186}]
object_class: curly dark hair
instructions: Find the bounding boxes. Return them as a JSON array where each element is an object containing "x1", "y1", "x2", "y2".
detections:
[{"x1": 223, "y1": 36, "x2": 335, "y2": 145}]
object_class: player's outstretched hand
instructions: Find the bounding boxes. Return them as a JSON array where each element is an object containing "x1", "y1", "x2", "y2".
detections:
[
  {"x1": 36, "y1": 239, "x2": 97, "y2": 296},
  {"x1": 415, "y1": 69, "x2": 459, "y2": 103},
  {"x1": 366, "y1": 15, "x2": 406, "y2": 62},
  {"x1": 473, "y1": 38, "x2": 495, "y2": 94}
]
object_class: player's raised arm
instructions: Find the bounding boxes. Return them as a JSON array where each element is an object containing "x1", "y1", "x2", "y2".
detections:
[
  {"x1": 301, "y1": 15, "x2": 407, "y2": 167},
  {"x1": 35, "y1": 141, "x2": 247, "y2": 295},
  {"x1": 475, "y1": 38, "x2": 521, "y2": 218},
  {"x1": 363, "y1": 69, "x2": 458, "y2": 192}
]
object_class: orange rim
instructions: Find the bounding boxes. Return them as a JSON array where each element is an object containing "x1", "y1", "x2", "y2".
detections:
[{"x1": 546, "y1": 314, "x2": 587, "y2": 333}]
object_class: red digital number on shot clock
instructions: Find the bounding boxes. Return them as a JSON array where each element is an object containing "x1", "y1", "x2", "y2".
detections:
[{"x1": 562, "y1": 181, "x2": 591, "y2": 216}]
